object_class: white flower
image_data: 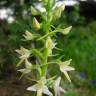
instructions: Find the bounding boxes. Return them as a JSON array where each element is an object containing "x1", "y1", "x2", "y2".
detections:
[
  {"x1": 18, "y1": 59, "x2": 32, "y2": 74},
  {"x1": 59, "y1": 59, "x2": 75, "y2": 82},
  {"x1": 53, "y1": 77, "x2": 66, "y2": 96},
  {"x1": 23, "y1": 30, "x2": 34, "y2": 41},
  {"x1": 45, "y1": 37, "x2": 56, "y2": 56},
  {"x1": 27, "y1": 77, "x2": 53, "y2": 96},
  {"x1": 15, "y1": 47, "x2": 30, "y2": 59}
]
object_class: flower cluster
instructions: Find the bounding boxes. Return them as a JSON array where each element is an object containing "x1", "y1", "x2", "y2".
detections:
[{"x1": 16, "y1": 0, "x2": 75, "y2": 96}]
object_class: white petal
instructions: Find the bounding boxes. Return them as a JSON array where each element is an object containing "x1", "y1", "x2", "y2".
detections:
[
  {"x1": 18, "y1": 69, "x2": 25, "y2": 72},
  {"x1": 21, "y1": 47, "x2": 29, "y2": 53},
  {"x1": 26, "y1": 30, "x2": 33, "y2": 37},
  {"x1": 25, "y1": 59, "x2": 32, "y2": 69},
  {"x1": 43, "y1": 86, "x2": 53, "y2": 96},
  {"x1": 63, "y1": 59, "x2": 72, "y2": 66},
  {"x1": 54, "y1": 77, "x2": 61, "y2": 96},
  {"x1": 20, "y1": 54, "x2": 30, "y2": 59},
  {"x1": 59, "y1": 87, "x2": 66, "y2": 93},
  {"x1": 54, "y1": 77, "x2": 61, "y2": 87},
  {"x1": 55, "y1": 87, "x2": 66, "y2": 96},
  {"x1": 64, "y1": 66, "x2": 75, "y2": 71},
  {"x1": 15, "y1": 49, "x2": 22, "y2": 55},
  {"x1": 18, "y1": 68, "x2": 31, "y2": 74},
  {"x1": 27, "y1": 84, "x2": 38, "y2": 91}
]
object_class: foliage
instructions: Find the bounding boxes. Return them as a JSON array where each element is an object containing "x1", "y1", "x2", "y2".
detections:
[{"x1": 65, "y1": 90, "x2": 78, "y2": 96}]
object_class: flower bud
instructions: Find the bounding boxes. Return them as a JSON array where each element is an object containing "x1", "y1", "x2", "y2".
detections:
[
  {"x1": 63, "y1": 26, "x2": 72, "y2": 35},
  {"x1": 45, "y1": 37, "x2": 56, "y2": 56},
  {"x1": 53, "y1": 8, "x2": 61, "y2": 19},
  {"x1": 33, "y1": 17, "x2": 40, "y2": 30},
  {"x1": 31, "y1": 6, "x2": 39, "y2": 16},
  {"x1": 60, "y1": 4, "x2": 65, "y2": 11},
  {"x1": 53, "y1": 4, "x2": 65, "y2": 19}
]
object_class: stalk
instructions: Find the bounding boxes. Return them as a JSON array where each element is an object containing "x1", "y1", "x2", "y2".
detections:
[
  {"x1": 42, "y1": 48, "x2": 48, "y2": 77},
  {"x1": 41, "y1": 8, "x2": 52, "y2": 77}
]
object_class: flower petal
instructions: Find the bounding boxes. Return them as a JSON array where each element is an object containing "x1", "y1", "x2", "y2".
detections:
[
  {"x1": 43, "y1": 86, "x2": 53, "y2": 96},
  {"x1": 18, "y1": 68, "x2": 31, "y2": 74},
  {"x1": 18, "y1": 69, "x2": 25, "y2": 72},
  {"x1": 20, "y1": 54, "x2": 30, "y2": 59},
  {"x1": 59, "y1": 87, "x2": 66, "y2": 93},
  {"x1": 27, "y1": 84, "x2": 39, "y2": 91},
  {"x1": 25, "y1": 59, "x2": 32, "y2": 69},
  {"x1": 60, "y1": 59, "x2": 72, "y2": 68},
  {"x1": 64, "y1": 66, "x2": 75, "y2": 71},
  {"x1": 54, "y1": 77, "x2": 61, "y2": 88}
]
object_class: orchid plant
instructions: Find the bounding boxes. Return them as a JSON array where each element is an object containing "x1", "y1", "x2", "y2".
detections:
[{"x1": 16, "y1": 0, "x2": 75, "y2": 96}]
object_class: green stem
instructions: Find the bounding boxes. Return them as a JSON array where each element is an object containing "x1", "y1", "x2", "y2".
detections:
[
  {"x1": 37, "y1": 29, "x2": 59, "y2": 41},
  {"x1": 41, "y1": 7, "x2": 52, "y2": 77},
  {"x1": 42, "y1": 48, "x2": 48, "y2": 77}
]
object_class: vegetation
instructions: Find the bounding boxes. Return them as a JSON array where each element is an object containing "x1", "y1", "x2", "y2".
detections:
[
  {"x1": 0, "y1": 0, "x2": 96, "y2": 96},
  {"x1": 15, "y1": 0, "x2": 74, "y2": 96}
]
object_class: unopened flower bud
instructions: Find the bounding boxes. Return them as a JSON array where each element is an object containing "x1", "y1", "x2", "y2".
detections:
[
  {"x1": 45, "y1": 37, "x2": 56, "y2": 56},
  {"x1": 60, "y1": 4, "x2": 65, "y2": 11},
  {"x1": 54, "y1": 9, "x2": 61, "y2": 19},
  {"x1": 63, "y1": 26, "x2": 72, "y2": 35},
  {"x1": 33, "y1": 17, "x2": 40, "y2": 30},
  {"x1": 53, "y1": 4, "x2": 65, "y2": 19},
  {"x1": 31, "y1": 6, "x2": 39, "y2": 16}
]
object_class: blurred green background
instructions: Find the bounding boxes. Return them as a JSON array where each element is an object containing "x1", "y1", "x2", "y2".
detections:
[{"x1": 0, "y1": 0, "x2": 96, "y2": 96}]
